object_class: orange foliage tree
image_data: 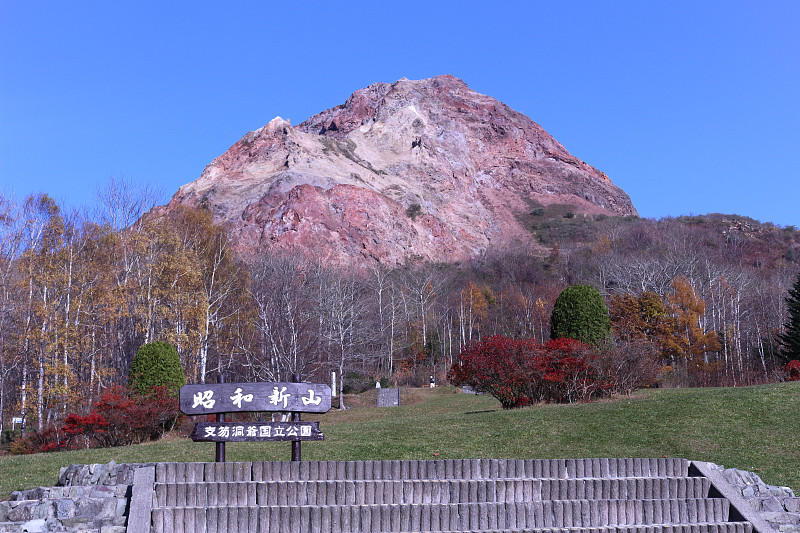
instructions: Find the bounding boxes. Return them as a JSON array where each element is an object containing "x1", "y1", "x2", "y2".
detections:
[
  {"x1": 662, "y1": 277, "x2": 721, "y2": 374},
  {"x1": 609, "y1": 291, "x2": 670, "y2": 344}
]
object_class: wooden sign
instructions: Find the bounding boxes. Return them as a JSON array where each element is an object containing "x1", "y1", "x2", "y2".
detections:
[
  {"x1": 190, "y1": 421, "x2": 323, "y2": 442},
  {"x1": 180, "y1": 382, "x2": 331, "y2": 415}
]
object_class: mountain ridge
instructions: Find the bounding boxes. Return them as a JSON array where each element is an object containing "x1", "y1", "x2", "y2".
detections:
[{"x1": 163, "y1": 75, "x2": 637, "y2": 265}]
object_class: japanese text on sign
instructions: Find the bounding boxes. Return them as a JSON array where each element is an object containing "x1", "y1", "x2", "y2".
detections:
[
  {"x1": 190, "y1": 421, "x2": 324, "y2": 442},
  {"x1": 180, "y1": 382, "x2": 332, "y2": 415}
]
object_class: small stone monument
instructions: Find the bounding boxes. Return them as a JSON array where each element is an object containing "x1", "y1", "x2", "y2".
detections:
[{"x1": 377, "y1": 387, "x2": 401, "y2": 407}]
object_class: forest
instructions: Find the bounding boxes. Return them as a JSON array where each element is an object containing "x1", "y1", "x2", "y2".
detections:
[{"x1": 1, "y1": 181, "x2": 799, "y2": 438}]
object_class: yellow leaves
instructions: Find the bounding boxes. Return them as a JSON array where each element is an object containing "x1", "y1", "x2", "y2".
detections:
[
  {"x1": 610, "y1": 292, "x2": 668, "y2": 343},
  {"x1": 663, "y1": 276, "x2": 721, "y2": 365},
  {"x1": 667, "y1": 276, "x2": 706, "y2": 318},
  {"x1": 8, "y1": 200, "x2": 236, "y2": 423},
  {"x1": 463, "y1": 281, "x2": 489, "y2": 323},
  {"x1": 611, "y1": 279, "x2": 721, "y2": 375},
  {"x1": 592, "y1": 235, "x2": 612, "y2": 255}
]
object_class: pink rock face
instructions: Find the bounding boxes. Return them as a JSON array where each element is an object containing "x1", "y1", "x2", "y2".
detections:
[{"x1": 165, "y1": 75, "x2": 637, "y2": 265}]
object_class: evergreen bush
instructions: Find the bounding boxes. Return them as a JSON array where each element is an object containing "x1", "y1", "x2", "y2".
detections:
[
  {"x1": 405, "y1": 203, "x2": 422, "y2": 219},
  {"x1": 778, "y1": 272, "x2": 800, "y2": 364},
  {"x1": 342, "y1": 371, "x2": 375, "y2": 394},
  {"x1": 550, "y1": 285, "x2": 612, "y2": 347},
  {"x1": 128, "y1": 341, "x2": 186, "y2": 395}
]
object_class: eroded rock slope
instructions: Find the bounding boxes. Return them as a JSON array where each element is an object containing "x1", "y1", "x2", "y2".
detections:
[{"x1": 165, "y1": 75, "x2": 637, "y2": 265}]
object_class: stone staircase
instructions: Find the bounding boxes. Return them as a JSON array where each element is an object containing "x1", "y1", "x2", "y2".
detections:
[{"x1": 143, "y1": 458, "x2": 758, "y2": 533}]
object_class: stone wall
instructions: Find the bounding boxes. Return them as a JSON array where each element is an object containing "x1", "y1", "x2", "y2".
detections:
[
  {"x1": 0, "y1": 461, "x2": 152, "y2": 533},
  {"x1": 713, "y1": 464, "x2": 800, "y2": 533}
]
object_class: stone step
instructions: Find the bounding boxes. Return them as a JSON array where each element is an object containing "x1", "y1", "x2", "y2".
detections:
[
  {"x1": 0, "y1": 520, "x2": 752, "y2": 533},
  {"x1": 154, "y1": 477, "x2": 712, "y2": 507},
  {"x1": 154, "y1": 458, "x2": 690, "y2": 484},
  {"x1": 151, "y1": 499, "x2": 732, "y2": 533}
]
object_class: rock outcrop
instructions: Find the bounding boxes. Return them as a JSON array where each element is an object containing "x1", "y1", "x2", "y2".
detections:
[{"x1": 165, "y1": 75, "x2": 637, "y2": 265}]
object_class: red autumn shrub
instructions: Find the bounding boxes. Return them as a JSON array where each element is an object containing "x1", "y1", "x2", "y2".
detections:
[
  {"x1": 448, "y1": 335, "x2": 537, "y2": 408},
  {"x1": 92, "y1": 385, "x2": 180, "y2": 446},
  {"x1": 787, "y1": 360, "x2": 800, "y2": 381},
  {"x1": 11, "y1": 424, "x2": 65, "y2": 454},
  {"x1": 61, "y1": 412, "x2": 109, "y2": 449},
  {"x1": 543, "y1": 337, "x2": 609, "y2": 403},
  {"x1": 11, "y1": 385, "x2": 180, "y2": 454},
  {"x1": 448, "y1": 335, "x2": 610, "y2": 408}
]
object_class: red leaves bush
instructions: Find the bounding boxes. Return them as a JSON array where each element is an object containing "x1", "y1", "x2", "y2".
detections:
[
  {"x1": 787, "y1": 360, "x2": 800, "y2": 381},
  {"x1": 91, "y1": 385, "x2": 180, "y2": 447},
  {"x1": 61, "y1": 412, "x2": 110, "y2": 449},
  {"x1": 12, "y1": 385, "x2": 180, "y2": 454},
  {"x1": 448, "y1": 335, "x2": 657, "y2": 408},
  {"x1": 448, "y1": 335, "x2": 539, "y2": 409},
  {"x1": 11, "y1": 425, "x2": 64, "y2": 454},
  {"x1": 448, "y1": 335, "x2": 604, "y2": 408}
]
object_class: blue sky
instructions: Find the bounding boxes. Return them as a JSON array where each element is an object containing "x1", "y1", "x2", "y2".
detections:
[{"x1": 2, "y1": 1, "x2": 798, "y2": 226}]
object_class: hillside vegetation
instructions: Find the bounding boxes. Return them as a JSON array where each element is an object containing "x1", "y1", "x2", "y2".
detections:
[
  {"x1": 1, "y1": 383, "x2": 798, "y2": 499},
  {"x1": 3, "y1": 189, "x2": 800, "y2": 440}
]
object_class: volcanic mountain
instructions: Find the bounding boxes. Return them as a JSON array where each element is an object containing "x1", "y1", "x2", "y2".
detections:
[{"x1": 164, "y1": 75, "x2": 637, "y2": 265}]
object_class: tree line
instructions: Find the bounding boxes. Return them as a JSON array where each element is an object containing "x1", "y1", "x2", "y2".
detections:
[{"x1": 1, "y1": 184, "x2": 798, "y2": 436}]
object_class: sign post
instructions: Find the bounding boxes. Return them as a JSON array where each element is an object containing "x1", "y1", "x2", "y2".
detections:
[
  {"x1": 215, "y1": 373, "x2": 226, "y2": 463},
  {"x1": 180, "y1": 377, "x2": 332, "y2": 462},
  {"x1": 291, "y1": 373, "x2": 302, "y2": 462}
]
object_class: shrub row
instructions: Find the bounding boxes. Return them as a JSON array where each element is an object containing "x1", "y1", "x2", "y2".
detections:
[
  {"x1": 11, "y1": 385, "x2": 180, "y2": 454},
  {"x1": 448, "y1": 335, "x2": 659, "y2": 409}
]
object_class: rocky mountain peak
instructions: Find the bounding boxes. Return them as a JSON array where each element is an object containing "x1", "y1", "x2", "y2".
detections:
[{"x1": 165, "y1": 75, "x2": 637, "y2": 265}]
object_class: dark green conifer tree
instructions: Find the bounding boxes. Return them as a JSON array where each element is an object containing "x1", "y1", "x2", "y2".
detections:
[
  {"x1": 778, "y1": 272, "x2": 800, "y2": 364},
  {"x1": 128, "y1": 342, "x2": 186, "y2": 395},
  {"x1": 550, "y1": 284, "x2": 612, "y2": 347}
]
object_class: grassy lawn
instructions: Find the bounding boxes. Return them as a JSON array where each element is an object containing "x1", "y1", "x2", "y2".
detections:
[{"x1": 1, "y1": 382, "x2": 798, "y2": 499}]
